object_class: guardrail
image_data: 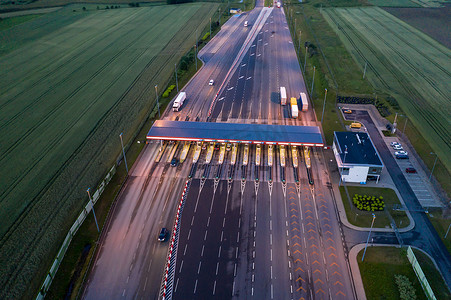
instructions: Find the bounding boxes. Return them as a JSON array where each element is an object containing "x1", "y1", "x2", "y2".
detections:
[
  {"x1": 160, "y1": 179, "x2": 192, "y2": 300},
  {"x1": 36, "y1": 165, "x2": 116, "y2": 300},
  {"x1": 406, "y1": 246, "x2": 437, "y2": 300}
]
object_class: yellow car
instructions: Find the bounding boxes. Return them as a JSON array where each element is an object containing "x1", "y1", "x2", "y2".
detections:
[{"x1": 344, "y1": 109, "x2": 352, "y2": 114}]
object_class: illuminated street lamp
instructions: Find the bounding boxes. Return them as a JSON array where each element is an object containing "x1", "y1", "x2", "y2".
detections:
[
  {"x1": 87, "y1": 188, "x2": 100, "y2": 233},
  {"x1": 362, "y1": 213, "x2": 376, "y2": 262}
]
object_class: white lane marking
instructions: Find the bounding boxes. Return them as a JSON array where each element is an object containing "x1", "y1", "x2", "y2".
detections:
[
  {"x1": 271, "y1": 265, "x2": 273, "y2": 278},
  {"x1": 213, "y1": 280, "x2": 217, "y2": 295},
  {"x1": 191, "y1": 215, "x2": 195, "y2": 226},
  {"x1": 218, "y1": 246, "x2": 222, "y2": 258},
  {"x1": 271, "y1": 284, "x2": 274, "y2": 299},
  {"x1": 204, "y1": 230, "x2": 208, "y2": 240},
  {"x1": 183, "y1": 244, "x2": 188, "y2": 255},
  {"x1": 220, "y1": 231, "x2": 224, "y2": 241},
  {"x1": 265, "y1": 29, "x2": 268, "y2": 32},
  {"x1": 270, "y1": 248, "x2": 273, "y2": 261},
  {"x1": 285, "y1": 26, "x2": 288, "y2": 29},
  {"x1": 239, "y1": 75, "x2": 244, "y2": 79},
  {"x1": 143, "y1": 276, "x2": 148, "y2": 291},
  {"x1": 197, "y1": 261, "x2": 202, "y2": 274},
  {"x1": 270, "y1": 233, "x2": 272, "y2": 245},
  {"x1": 252, "y1": 44, "x2": 256, "y2": 47},
  {"x1": 122, "y1": 289, "x2": 126, "y2": 297},
  {"x1": 201, "y1": 245, "x2": 205, "y2": 256},
  {"x1": 232, "y1": 280, "x2": 235, "y2": 295},
  {"x1": 246, "y1": 76, "x2": 252, "y2": 80},
  {"x1": 270, "y1": 219, "x2": 272, "y2": 230},
  {"x1": 223, "y1": 217, "x2": 226, "y2": 227},
  {"x1": 227, "y1": 87, "x2": 234, "y2": 91},
  {"x1": 127, "y1": 275, "x2": 129, "y2": 283},
  {"x1": 194, "y1": 279, "x2": 198, "y2": 293},
  {"x1": 289, "y1": 41, "x2": 292, "y2": 44},
  {"x1": 207, "y1": 216, "x2": 210, "y2": 227},
  {"x1": 241, "y1": 64, "x2": 246, "y2": 67},
  {"x1": 257, "y1": 54, "x2": 261, "y2": 57},
  {"x1": 251, "y1": 53, "x2": 255, "y2": 56},
  {"x1": 259, "y1": 32, "x2": 263, "y2": 34},
  {"x1": 175, "y1": 278, "x2": 179, "y2": 292},
  {"x1": 234, "y1": 263, "x2": 237, "y2": 276},
  {"x1": 216, "y1": 262, "x2": 220, "y2": 275},
  {"x1": 218, "y1": 97, "x2": 225, "y2": 101},
  {"x1": 264, "y1": 43, "x2": 268, "y2": 46},
  {"x1": 188, "y1": 229, "x2": 191, "y2": 240},
  {"x1": 179, "y1": 260, "x2": 184, "y2": 273},
  {"x1": 259, "y1": 39, "x2": 262, "y2": 42}
]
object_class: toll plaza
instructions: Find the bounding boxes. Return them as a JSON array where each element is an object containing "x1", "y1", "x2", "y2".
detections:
[{"x1": 146, "y1": 120, "x2": 324, "y2": 146}]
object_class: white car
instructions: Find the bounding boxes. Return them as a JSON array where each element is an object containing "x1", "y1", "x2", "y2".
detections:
[
  {"x1": 209, "y1": 79, "x2": 214, "y2": 86},
  {"x1": 395, "y1": 151, "x2": 408, "y2": 156},
  {"x1": 390, "y1": 141, "x2": 400, "y2": 147},
  {"x1": 393, "y1": 144, "x2": 403, "y2": 150}
]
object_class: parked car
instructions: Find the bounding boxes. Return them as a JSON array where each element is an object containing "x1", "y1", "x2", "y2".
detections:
[
  {"x1": 390, "y1": 141, "x2": 400, "y2": 147},
  {"x1": 209, "y1": 79, "x2": 214, "y2": 86},
  {"x1": 406, "y1": 167, "x2": 417, "y2": 173},
  {"x1": 396, "y1": 154, "x2": 409, "y2": 159},
  {"x1": 170, "y1": 157, "x2": 178, "y2": 167},
  {"x1": 395, "y1": 151, "x2": 408, "y2": 156},
  {"x1": 226, "y1": 143, "x2": 232, "y2": 151},
  {"x1": 158, "y1": 228, "x2": 168, "y2": 242},
  {"x1": 344, "y1": 109, "x2": 352, "y2": 114},
  {"x1": 393, "y1": 144, "x2": 403, "y2": 150}
]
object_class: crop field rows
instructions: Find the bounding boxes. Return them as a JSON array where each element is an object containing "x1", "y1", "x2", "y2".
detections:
[
  {"x1": 0, "y1": 3, "x2": 218, "y2": 299},
  {"x1": 368, "y1": 0, "x2": 447, "y2": 7},
  {"x1": 322, "y1": 7, "x2": 451, "y2": 172}
]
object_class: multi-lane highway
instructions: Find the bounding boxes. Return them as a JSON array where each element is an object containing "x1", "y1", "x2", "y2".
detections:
[{"x1": 83, "y1": 1, "x2": 356, "y2": 299}]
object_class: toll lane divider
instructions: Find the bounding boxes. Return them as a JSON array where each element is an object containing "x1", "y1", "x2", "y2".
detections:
[
  {"x1": 160, "y1": 179, "x2": 191, "y2": 300},
  {"x1": 207, "y1": 7, "x2": 273, "y2": 118}
]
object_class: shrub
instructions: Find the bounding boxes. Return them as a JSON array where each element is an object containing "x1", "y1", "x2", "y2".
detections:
[
  {"x1": 352, "y1": 194, "x2": 385, "y2": 212},
  {"x1": 395, "y1": 274, "x2": 416, "y2": 300},
  {"x1": 337, "y1": 95, "x2": 374, "y2": 104},
  {"x1": 162, "y1": 85, "x2": 176, "y2": 97},
  {"x1": 202, "y1": 32, "x2": 210, "y2": 41}
]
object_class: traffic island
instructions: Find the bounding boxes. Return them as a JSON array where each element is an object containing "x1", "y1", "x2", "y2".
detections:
[{"x1": 339, "y1": 186, "x2": 410, "y2": 229}]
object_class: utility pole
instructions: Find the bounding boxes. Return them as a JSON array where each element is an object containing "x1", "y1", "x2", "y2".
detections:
[
  {"x1": 155, "y1": 85, "x2": 160, "y2": 118},
  {"x1": 363, "y1": 61, "x2": 368, "y2": 79},
  {"x1": 175, "y1": 63, "x2": 178, "y2": 92},
  {"x1": 304, "y1": 46, "x2": 308, "y2": 71},
  {"x1": 119, "y1": 132, "x2": 129, "y2": 174},
  {"x1": 310, "y1": 66, "x2": 316, "y2": 96},
  {"x1": 321, "y1": 88, "x2": 327, "y2": 124},
  {"x1": 210, "y1": 17, "x2": 211, "y2": 39},
  {"x1": 87, "y1": 188, "x2": 100, "y2": 233},
  {"x1": 362, "y1": 214, "x2": 376, "y2": 262}
]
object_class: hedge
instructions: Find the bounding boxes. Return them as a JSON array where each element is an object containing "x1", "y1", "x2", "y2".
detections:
[{"x1": 352, "y1": 194, "x2": 385, "y2": 212}]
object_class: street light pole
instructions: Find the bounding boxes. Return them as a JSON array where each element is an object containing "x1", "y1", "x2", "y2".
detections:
[
  {"x1": 402, "y1": 117, "x2": 408, "y2": 133},
  {"x1": 321, "y1": 88, "x2": 327, "y2": 124},
  {"x1": 298, "y1": 30, "x2": 301, "y2": 52},
  {"x1": 154, "y1": 85, "x2": 160, "y2": 118},
  {"x1": 304, "y1": 46, "x2": 308, "y2": 72},
  {"x1": 310, "y1": 66, "x2": 316, "y2": 96},
  {"x1": 210, "y1": 17, "x2": 211, "y2": 39},
  {"x1": 119, "y1": 132, "x2": 129, "y2": 174},
  {"x1": 362, "y1": 213, "x2": 376, "y2": 262},
  {"x1": 175, "y1": 63, "x2": 178, "y2": 92},
  {"x1": 429, "y1": 152, "x2": 438, "y2": 181},
  {"x1": 87, "y1": 188, "x2": 100, "y2": 233}
]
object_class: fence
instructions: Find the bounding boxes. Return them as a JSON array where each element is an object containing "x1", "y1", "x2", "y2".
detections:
[
  {"x1": 36, "y1": 165, "x2": 116, "y2": 300},
  {"x1": 406, "y1": 246, "x2": 437, "y2": 300}
]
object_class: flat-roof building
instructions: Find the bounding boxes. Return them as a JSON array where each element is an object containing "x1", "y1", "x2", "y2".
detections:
[{"x1": 333, "y1": 131, "x2": 383, "y2": 184}]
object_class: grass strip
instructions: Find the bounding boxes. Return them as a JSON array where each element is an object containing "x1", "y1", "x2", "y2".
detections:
[{"x1": 339, "y1": 186, "x2": 409, "y2": 228}]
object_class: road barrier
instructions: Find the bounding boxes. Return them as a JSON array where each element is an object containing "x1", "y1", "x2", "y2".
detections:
[
  {"x1": 406, "y1": 246, "x2": 437, "y2": 300},
  {"x1": 160, "y1": 179, "x2": 192, "y2": 300},
  {"x1": 36, "y1": 165, "x2": 116, "y2": 300}
]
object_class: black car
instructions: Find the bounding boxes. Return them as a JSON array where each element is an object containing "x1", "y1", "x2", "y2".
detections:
[
  {"x1": 170, "y1": 157, "x2": 178, "y2": 167},
  {"x1": 395, "y1": 154, "x2": 408, "y2": 159},
  {"x1": 158, "y1": 228, "x2": 168, "y2": 242}
]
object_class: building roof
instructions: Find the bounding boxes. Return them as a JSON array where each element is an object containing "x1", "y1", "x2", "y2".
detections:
[
  {"x1": 334, "y1": 131, "x2": 383, "y2": 166},
  {"x1": 147, "y1": 120, "x2": 324, "y2": 146}
]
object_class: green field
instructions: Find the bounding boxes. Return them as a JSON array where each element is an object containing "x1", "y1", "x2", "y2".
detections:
[
  {"x1": 368, "y1": 0, "x2": 447, "y2": 7},
  {"x1": 0, "y1": 3, "x2": 218, "y2": 299},
  {"x1": 322, "y1": 7, "x2": 451, "y2": 173}
]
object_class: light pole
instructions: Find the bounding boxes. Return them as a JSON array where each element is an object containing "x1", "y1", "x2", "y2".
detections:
[
  {"x1": 175, "y1": 63, "x2": 179, "y2": 92},
  {"x1": 321, "y1": 88, "x2": 327, "y2": 124},
  {"x1": 154, "y1": 84, "x2": 160, "y2": 118},
  {"x1": 303, "y1": 46, "x2": 308, "y2": 72},
  {"x1": 119, "y1": 132, "x2": 129, "y2": 174},
  {"x1": 210, "y1": 17, "x2": 211, "y2": 39},
  {"x1": 362, "y1": 213, "x2": 376, "y2": 262},
  {"x1": 402, "y1": 116, "x2": 408, "y2": 133},
  {"x1": 338, "y1": 145, "x2": 348, "y2": 187},
  {"x1": 194, "y1": 45, "x2": 197, "y2": 71},
  {"x1": 87, "y1": 188, "x2": 100, "y2": 233},
  {"x1": 310, "y1": 66, "x2": 316, "y2": 96},
  {"x1": 429, "y1": 152, "x2": 438, "y2": 181},
  {"x1": 298, "y1": 30, "x2": 301, "y2": 52},
  {"x1": 445, "y1": 223, "x2": 451, "y2": 238}
]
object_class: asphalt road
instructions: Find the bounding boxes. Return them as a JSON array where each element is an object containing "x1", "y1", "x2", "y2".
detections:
[
  {"x1": 83, "y1": 2, "x2": 361, "y2": 300},
  {"x1": 347, "y1": 110, "x2": 451, "y2": 287}
]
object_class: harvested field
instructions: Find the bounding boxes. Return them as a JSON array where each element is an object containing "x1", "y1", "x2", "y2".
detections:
[
  {"x1": 0, "y1": 3, "x2": 218, "y2": 299},
  {"x1": 368, "y1": 0, "x2": 447, "y2": 7},
  {"x1": 383, "y1": 5, "x2": 451, "y2": 48},
  {"x1": 322, "y1": 7, "x2": 451, "y2": 172}
]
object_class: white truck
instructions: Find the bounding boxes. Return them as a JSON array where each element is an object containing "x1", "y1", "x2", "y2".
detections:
[
  {"x1": 299, "y1": 92, "x2": 308, "y2": 111},
  {"x1": 291, "y1": 97, "x2": 298, "y2": 118},
  {"x1": 280, "y1": 86, "x2": 287, "y2": 105},
  {"x1": 172, "y1": 92, "x2": 186, "y2": 112}
]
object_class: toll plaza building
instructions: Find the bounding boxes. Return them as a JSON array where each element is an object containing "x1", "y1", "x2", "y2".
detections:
[
  {"x1": 333, "y1": 131, "x2": 384, "y2": 184},
  {"x1": 147, "y1": 120, "x2": 324, "y2": 147}
]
